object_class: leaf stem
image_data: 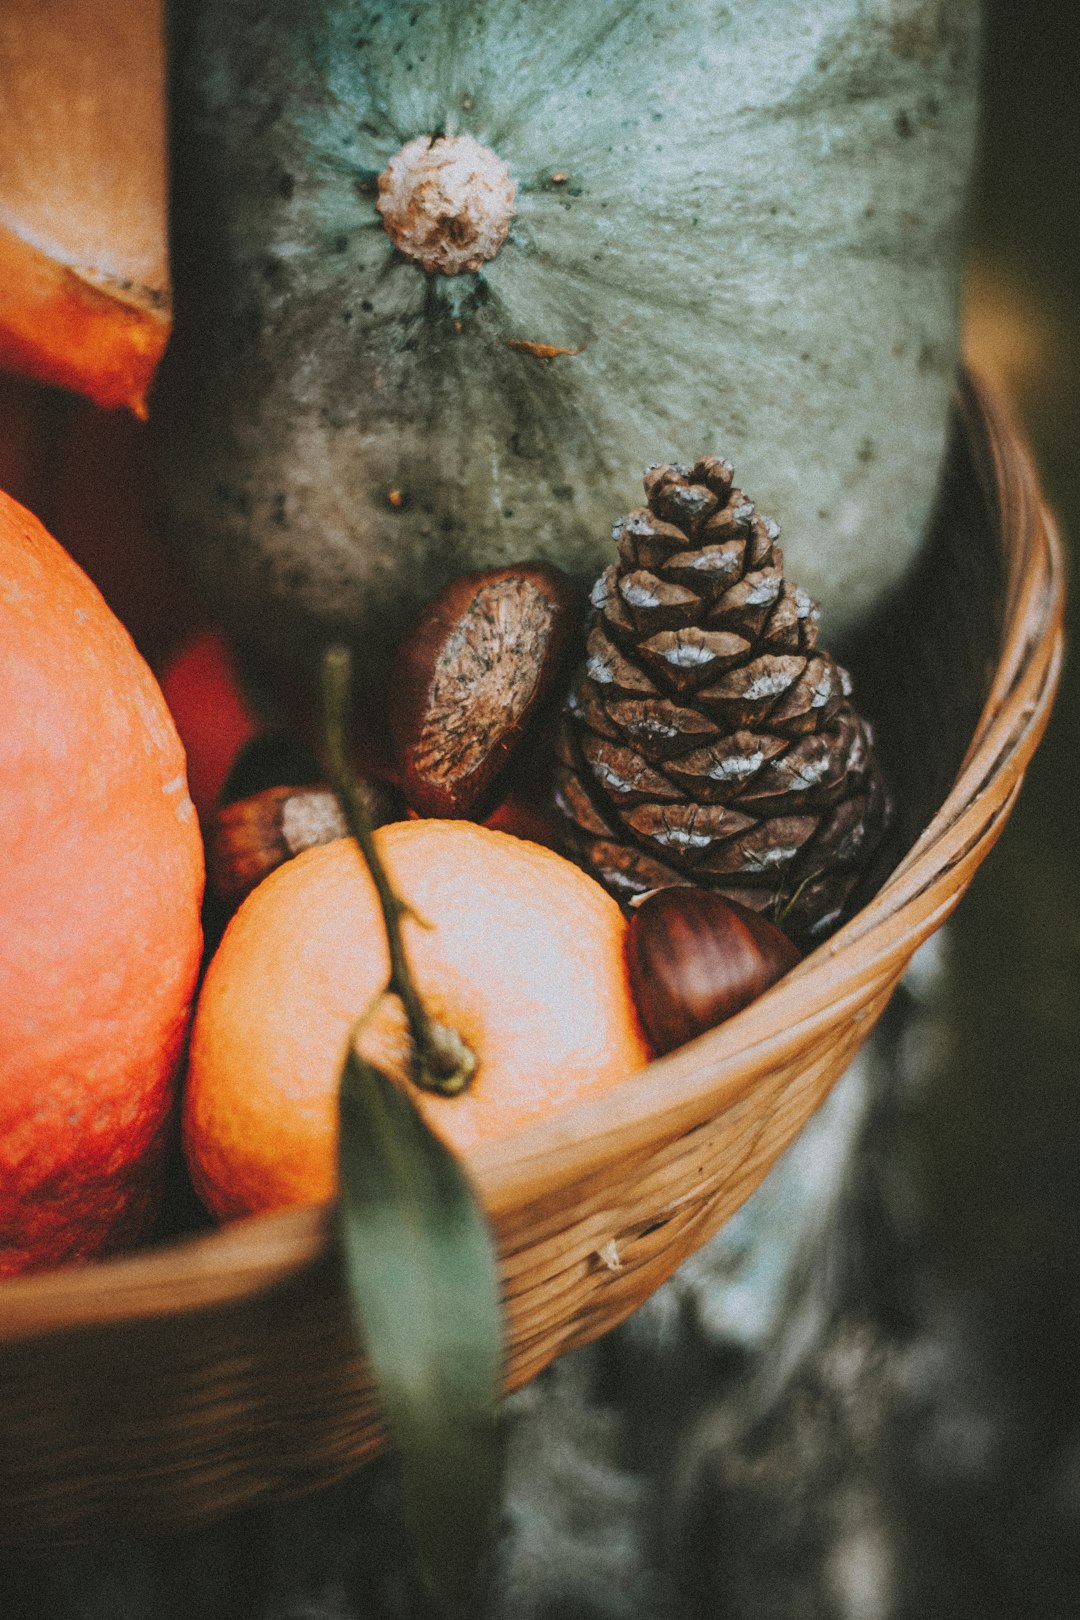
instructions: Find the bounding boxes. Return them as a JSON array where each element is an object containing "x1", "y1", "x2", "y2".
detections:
[{"x1": 320, "y1": 644, "x2": 477, "y2": 1096}]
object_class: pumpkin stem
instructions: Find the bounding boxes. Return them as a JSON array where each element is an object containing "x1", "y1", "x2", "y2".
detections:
[{"x1": 376, "y1": 133, "x2": 516, "y2": 277}]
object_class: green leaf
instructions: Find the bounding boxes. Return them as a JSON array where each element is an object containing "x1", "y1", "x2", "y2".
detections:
[{"x1": 337, "y1": 1045, "x2": 505, "y2": 1617}]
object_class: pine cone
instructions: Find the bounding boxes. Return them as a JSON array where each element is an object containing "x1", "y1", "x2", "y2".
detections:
[{"x1": 553, "y1": 456, "x2": 892, "y2": 945}]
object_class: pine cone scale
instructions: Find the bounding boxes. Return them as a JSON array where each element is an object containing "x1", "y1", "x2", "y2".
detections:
[
  {"x1": 553, "y1": 759, "x2": 618, "y2": 840},
  {"x1": 638, "y1": 628, "x2": 754, "y2": 693},
  {"x1": 664, "y1": 732, "x2": 788, "y2": 801},
  {"x1": 695, "y1": 815, "x2": 818, "y2": 879},
  {"x1": 581, "y1": 736, "x2": 686, "y2": 806},
  {"x1": 619, "y1": 801, "x2": 759, "y2": 865},
  {"x1": 580, "y1": 840, "x2": 689, "y2": 899},
  {"x1": 663, "y1": 544, "x2": 746, "y2": 590},
  {"x1": 606, "y1": 697, "x2": 721, "y2": 759},
  {"x1": 584, "y1": 626, "x2": 658, "y2": 695}
]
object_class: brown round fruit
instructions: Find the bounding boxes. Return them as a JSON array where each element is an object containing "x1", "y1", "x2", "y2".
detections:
[
  {"x1": 626, "y1": 886, "x2": 801, "y2": 1055},
  {"x1": 388, "y1": 562, "x2": 578, "y2": 818}
]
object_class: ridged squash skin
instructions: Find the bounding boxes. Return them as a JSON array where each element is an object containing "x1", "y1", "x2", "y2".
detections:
[{"x1": 159, "y1": 0, "x2": 981, "y2": 704}]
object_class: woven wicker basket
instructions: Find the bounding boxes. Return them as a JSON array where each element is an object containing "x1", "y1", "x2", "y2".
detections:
[{"x1": 0, "y1": 370, "x2": 1064, "y2": 1546}]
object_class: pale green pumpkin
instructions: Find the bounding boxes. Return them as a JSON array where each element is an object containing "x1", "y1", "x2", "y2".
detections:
[{"x1": 159, "y1": 0, "x2": 981, "y2": 702}]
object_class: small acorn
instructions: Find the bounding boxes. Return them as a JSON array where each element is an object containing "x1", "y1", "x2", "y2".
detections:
[
  {"x1": 626, "y1": 886, "x2": 801, "y2": 1055},
  {"x1": 388, "y1": 562, "x2": 579, "y2": 818}
]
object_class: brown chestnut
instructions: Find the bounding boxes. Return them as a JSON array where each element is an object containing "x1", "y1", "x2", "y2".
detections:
[
  {"x1": 626, "y1": 887, "x2": 801, "y2": 1055},
  {"x1": 206, "y1": 777, "x2": 401, "y2": 908},
  {"x1": 388, "y1": 563, "x2": 579, "y2": 818}
]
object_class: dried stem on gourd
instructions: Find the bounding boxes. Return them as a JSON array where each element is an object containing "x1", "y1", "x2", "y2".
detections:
[
  {"x1": 320, "y1": 644, "x2": 477, "y2": 1096},
  {"x1": 376, "y1": 133, "x2": 516, "y2": 276}
]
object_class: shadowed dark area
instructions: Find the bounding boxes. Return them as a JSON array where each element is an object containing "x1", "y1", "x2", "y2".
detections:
[{"x1": 893, "y1": 2, "x2": 1080, "y2": 1610}]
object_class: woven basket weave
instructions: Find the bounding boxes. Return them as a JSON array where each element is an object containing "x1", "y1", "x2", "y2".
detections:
[{"x1": 0, "y1": 371, "x2": 1064, "y2": 1545}]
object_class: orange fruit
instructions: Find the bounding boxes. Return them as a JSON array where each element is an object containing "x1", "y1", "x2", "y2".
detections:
[
  {"x1": 0, "y1": 489, "x2": 204, "y2": 1276},
  {"x1": 0, "y1": 0, "x2": 170, "y2": 416},
  {"x1": 184, "y1": 820, "x2": 650, "y2": 1219}
]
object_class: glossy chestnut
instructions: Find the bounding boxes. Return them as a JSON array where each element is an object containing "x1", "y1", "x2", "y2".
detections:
[{"x1": 626, "y1": 886, "x2": 801, "y2": 1055}]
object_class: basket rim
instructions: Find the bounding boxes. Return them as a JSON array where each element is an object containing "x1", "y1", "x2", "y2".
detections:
[{"x1": 0, "y1": 368, "x2": 1066, "y2": 1342}]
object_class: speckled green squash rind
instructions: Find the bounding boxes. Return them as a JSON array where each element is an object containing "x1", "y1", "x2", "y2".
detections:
[{"x1": 159, "y1": 0, "x2": 981, "y2": 702}]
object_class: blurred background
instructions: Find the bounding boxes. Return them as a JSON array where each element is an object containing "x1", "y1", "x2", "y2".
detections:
[
  {"x1": 914, "y1": 0, "x2": 1080, "y2": 1610},
  {"x1": 949, "y1": 0, "x2": 1079, "y2": 1594}
]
